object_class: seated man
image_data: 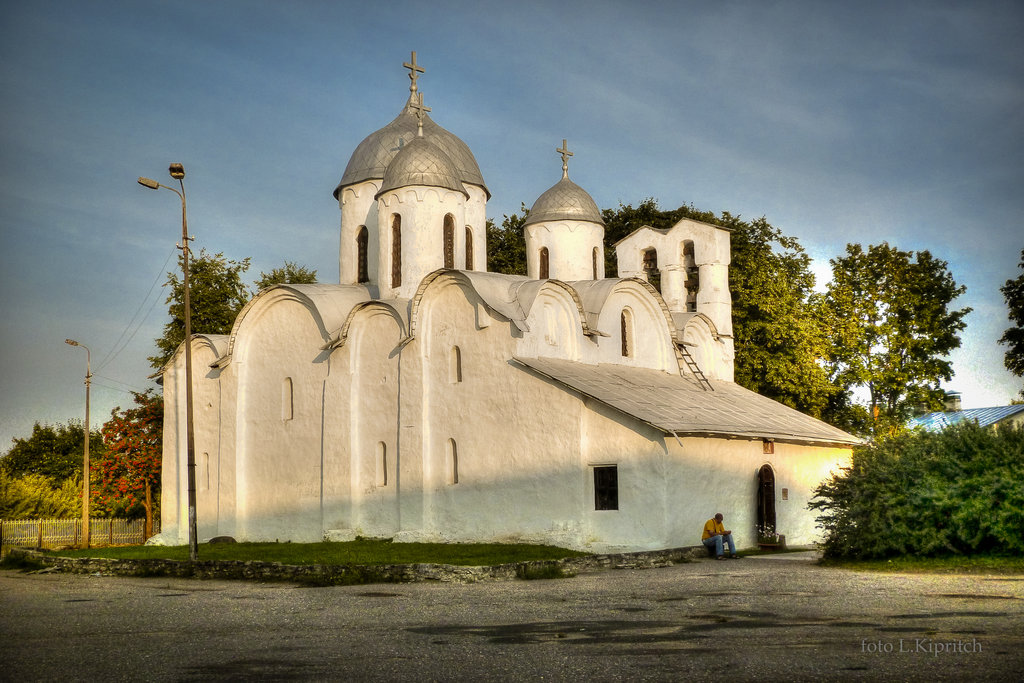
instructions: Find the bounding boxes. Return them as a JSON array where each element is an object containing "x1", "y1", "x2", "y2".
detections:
[{"x1": 702, "y1": 513, "x2": 738, "y2": 559}]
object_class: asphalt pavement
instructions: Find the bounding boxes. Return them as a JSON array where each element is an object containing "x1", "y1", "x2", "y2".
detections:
[{"x1": 1, "y1": 551, "x2": 1021, "y2": 682}]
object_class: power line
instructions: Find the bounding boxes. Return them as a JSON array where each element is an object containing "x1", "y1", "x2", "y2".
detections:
[{"x1": 96, "y1": 246, "x2": 176, "y2": 372}]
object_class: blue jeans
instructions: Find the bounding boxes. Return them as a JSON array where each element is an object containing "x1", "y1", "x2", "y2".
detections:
[{"x1": 703, "y1": 533, "x2": 735, "y2": 557}]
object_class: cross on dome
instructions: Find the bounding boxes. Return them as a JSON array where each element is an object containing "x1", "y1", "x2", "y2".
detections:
[
  {"x1": 403, "y1": 51, "x2": 425, "y2": 96},
  {"x1": 557, "y1": 139, "x2": 573, "y2": 178},
  {"x1": 410, "y1": 92, "x2": 431, "y2": 137}
]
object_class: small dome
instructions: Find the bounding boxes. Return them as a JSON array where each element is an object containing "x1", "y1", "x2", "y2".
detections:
[
  {"x1": 336, "y1": 98, "x2": 488, "y2": 198},
  {"x1": 523, "y1": 176, "x2": 604, "y2": 227},
  {"x1": 376, "y1": 136, "x2": 468, "y2": 199}
]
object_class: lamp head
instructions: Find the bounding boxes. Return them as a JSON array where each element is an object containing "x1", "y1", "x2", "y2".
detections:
[
  {"x1": 65, "y1": 338, "x2": 79, "y2": 347},
  {"x1": 137, "y1": 177, "x2": 159, "y2": 190},
  {"x1": 168, "y1": 163, "x2": 185, "y2": 180}
]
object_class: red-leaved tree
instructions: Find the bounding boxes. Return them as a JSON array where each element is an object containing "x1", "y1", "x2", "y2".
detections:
[{"x1": 96, "y1": 390, "x2": 162, "y2": 536}]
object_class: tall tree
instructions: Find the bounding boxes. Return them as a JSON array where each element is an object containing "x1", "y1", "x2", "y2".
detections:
[
  {"x1": 486, "y1": 207, "x2": 529, "y2": 276},
  {"x1": 255, "y1": 260, "x2": 318, "y2": 290},
  {"x1": 821, "y1": 242, "x2": 970, "y2": 429},
  {"x1": 95, "y1": 391, "x2": 163, "y2": 535},
  {"x1": 999, "y1": 248, "x2": 1024, "y2": 392},
  {"x1": 149, "y1": 250, "x2": 251, "y2": 370}
]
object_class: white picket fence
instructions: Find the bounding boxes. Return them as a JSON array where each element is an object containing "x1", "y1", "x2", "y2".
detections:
[{"x1": 0, "y1": 518, "x2": 160, "y2": 549}]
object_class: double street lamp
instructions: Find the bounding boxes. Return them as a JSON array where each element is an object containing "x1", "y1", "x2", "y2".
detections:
[
  {"x1": 64, "y1": 338, "x2": 91, "y2": 548},
  {"x1": 138, "y1": 163, "x2": 198, "y2": 561}
]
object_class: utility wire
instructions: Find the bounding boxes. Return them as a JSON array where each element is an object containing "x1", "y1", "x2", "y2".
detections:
[{"x1": 96, "y1": 246, "x2": 176, "y2": 372}]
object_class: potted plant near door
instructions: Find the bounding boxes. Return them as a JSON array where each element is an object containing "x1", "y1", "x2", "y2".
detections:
[{"x1": 757, "y1": 525, "x2": 786, "y2": 551}]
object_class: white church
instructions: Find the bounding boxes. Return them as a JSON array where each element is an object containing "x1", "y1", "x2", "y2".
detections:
[{"x1": 159, "y1": 55, "x2": 858, "y2": 553}]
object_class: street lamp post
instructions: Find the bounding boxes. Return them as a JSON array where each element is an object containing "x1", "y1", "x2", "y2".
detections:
[
  {"x1": 64, "y1": 338, "x2": 91, "y2": 548},
  {"x1": 138, "y1": 163, "x2": 198, "y2": 561}
]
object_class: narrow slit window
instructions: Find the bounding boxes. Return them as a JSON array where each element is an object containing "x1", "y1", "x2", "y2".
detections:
[
  {"x1": 281, "y1": 377, "x2": 293, "y2": 421},
  {"x1": 356, "y1": 226, "x2": 369, "y2": 283},
  {"x1": 450, "y1": 346, "x2": 462, "y2": 383},
  {"x1": 592, "y1": 247, "x2": 599, "y2": 280},
  {"x1": 376, "y1": 442, "x2": 388, "y2": 486},
  {"x1": 391, "y1": 214, "x2": 402, "y2": 288},
  {"x1": 465, "y1": 227, "x2": 474, "y2": 270},
  {"x1": 594, "y1": 466, "x2": 618, "y2": 510},
  {"x1": 443, "y1": 214, "x2": 455, "y2": 269},
  {"x1": 620, "y1": 308, "x2": 634, "y2": 358},
  {"x1": 447, "y1": 439, "x2": 459, "y2": 485},
  {"x1": 539, "y1": 247, "x2": 549, "y2": 279}
]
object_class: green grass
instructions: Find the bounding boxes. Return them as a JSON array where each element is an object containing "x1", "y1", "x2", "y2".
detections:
[
  {"x1": 818, "y1": 555, "x2": 1024, "y2": 574},
  {"x1": 49, "y1": 539, "x2": 588, "y2": 567}
]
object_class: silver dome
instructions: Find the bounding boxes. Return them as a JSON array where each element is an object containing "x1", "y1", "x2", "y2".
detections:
[
  {"x1": 375, "y1": 136, "x2": 468, "y2": 199},
  {"x1": 523, "y1": 176, "x2": 605, "y2": 227},
  {"x1": 335, "y1": 98, "x2": 488, "y2": 198}
]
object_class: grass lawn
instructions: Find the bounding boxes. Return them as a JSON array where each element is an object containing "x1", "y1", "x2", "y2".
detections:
[
  {"x1": 818, "y1": 555, "x2": 1024, "y2": 574},
  {"x1": 46, "y1": 539, "x2": 589, "y2": 567}
]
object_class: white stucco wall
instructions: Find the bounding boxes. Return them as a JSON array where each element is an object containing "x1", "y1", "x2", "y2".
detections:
[{"x1": 525, "y1": 220, "x2": 605, "y2": 281}]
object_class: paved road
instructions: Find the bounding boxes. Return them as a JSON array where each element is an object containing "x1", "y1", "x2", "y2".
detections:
[{"x1": 2, "y1": 552, "x2": 1022, "y2": 681}]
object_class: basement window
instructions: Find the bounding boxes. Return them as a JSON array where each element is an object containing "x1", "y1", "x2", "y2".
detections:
[{"x1": 593, "y1": 465, "x2": 618, "y2": 510}]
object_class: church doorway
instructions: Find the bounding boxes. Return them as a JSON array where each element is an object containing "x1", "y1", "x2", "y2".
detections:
[{"x1": 756, "y1": 464, "x2": 776, "y2": 534}]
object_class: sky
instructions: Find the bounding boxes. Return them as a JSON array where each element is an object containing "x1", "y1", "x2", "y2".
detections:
[{"x1": 2, "y1": 0, "x2": 1022, "y2": 451}]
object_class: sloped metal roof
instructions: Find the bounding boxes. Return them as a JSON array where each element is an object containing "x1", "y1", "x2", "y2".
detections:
[
  {"x1": 513, "y1": 356, "x2": 860, "y2": 446},
  {"x1": 906, "y1": 404, "x2": 1024, "y2": 431},
  {"x1": 376, "y1": 136, "x2": 468, "y2": 199}
]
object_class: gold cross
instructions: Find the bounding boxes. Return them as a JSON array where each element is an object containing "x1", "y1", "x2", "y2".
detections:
[
  {"x1": 557, "y1": 139, "x2": 573, "y2": 178},
  {"x1": 403, "y1": 51, "x2": 425, "y2": 94}
]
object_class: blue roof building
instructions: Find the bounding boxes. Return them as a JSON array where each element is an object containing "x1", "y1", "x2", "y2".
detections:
[{"x1": 907, "y1": 404, "x2": 1024, "y2": 432}]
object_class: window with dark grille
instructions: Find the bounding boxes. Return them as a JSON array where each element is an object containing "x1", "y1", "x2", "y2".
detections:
[
  {"x1": 356, "y1": 226, "x2": 369, "y2": 283},
  {"x1": 443, "y1": 214, "x2": 455, "y2": 269},
  {"x1": 594, "y1": 466, "x2": 618, "y2": 510},
  {"x1": 391, "y1": 215, "x2": 402, "y2": 288}
]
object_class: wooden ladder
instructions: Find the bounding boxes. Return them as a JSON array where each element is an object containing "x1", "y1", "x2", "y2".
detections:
[{"x1": 678, "y1": 343, "x2": 713, "y2": 391}]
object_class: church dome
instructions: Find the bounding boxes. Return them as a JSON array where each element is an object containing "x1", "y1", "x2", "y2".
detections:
[
  {"x1": 375, "y1": 136, "x2": 468, "y2": 199},
  {"x1": 523, "y1": 176, "x2": 605, "y2": 227},
  {"x1": 336, "y1": 98, "x2": 488, "y2": 198}
]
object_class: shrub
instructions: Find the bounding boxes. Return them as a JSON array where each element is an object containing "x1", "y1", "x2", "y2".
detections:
[{"x1": 810, "y1": 422, "x2": 1024, "y2": 559}]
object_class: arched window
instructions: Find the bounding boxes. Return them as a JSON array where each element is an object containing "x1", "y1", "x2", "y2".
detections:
[
  {"x1": 620, "y1": 308, "x2": 634, "y2": 358},
  {"x1": 443, "y1": 214, "x2": 455, "y2": 269},
  {"x1": 391, "y1": 214, "x2": 402, "y2": 288},
  {"x1": 449, "y1": 346, "x2": 462, "y2": 383},
  {"x1": 281, "y1": 377, "x2": 293, "y2": 420},
  {"x1": 539, "y1": 247, "x2": 550, "y2": 279},
  {"x1": 642, "y1": 248, "x2": 661, "y2": 293},
  {"x1": 446, "y1": 439, "x2": 459, "y2": 485},
  {"x1": 356, "y1": 226, "x2": 369, "y2": 283},
  {"x1": 376, "y1": 442, "x2": 388, "y2": 487},
  {"x1": 592, "y1": 247, "x2": 599, "y2": 280},
  {"x1": 465, "y1": 227, "x2": 474, "y2": 270}
]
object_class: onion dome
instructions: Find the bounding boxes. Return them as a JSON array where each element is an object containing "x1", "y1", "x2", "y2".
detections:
[
  {"x1": 336, "y1": 98, "x2": 488, "y2": 198},
  {"x1": 523, "y1": 176, "x2": 604, "y2": 227},
  {"x1": 375, "y1": 136, "x2": 468, "y2": 199}
]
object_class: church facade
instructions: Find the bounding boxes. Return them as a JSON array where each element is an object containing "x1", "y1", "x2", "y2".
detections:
[{"x1": 158, "y1": 57, "x2": 857, "y2": 552}]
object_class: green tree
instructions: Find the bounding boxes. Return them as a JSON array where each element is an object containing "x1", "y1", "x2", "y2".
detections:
[
  {"x1": 821, "y1": 242, "x2": 970, "y2": 430},
  {"x1": 255, "y1": 260, "x2": 318, "y2": 290},
  {"x1": 486, "y1": 207, "x2": 529, "y2": 276},
  {"x1": 94, "y1": 391, "x2": 163, "y2": 534},
  {"x1": 1, "y1": 421, "x2": 103, "y2": 482},
  {"x1": 149, "y1": 250, "x2": 252, "y2": 370},
  {"x1": 999, "y1": 248, "x2": 1024, "y2": 392}
]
